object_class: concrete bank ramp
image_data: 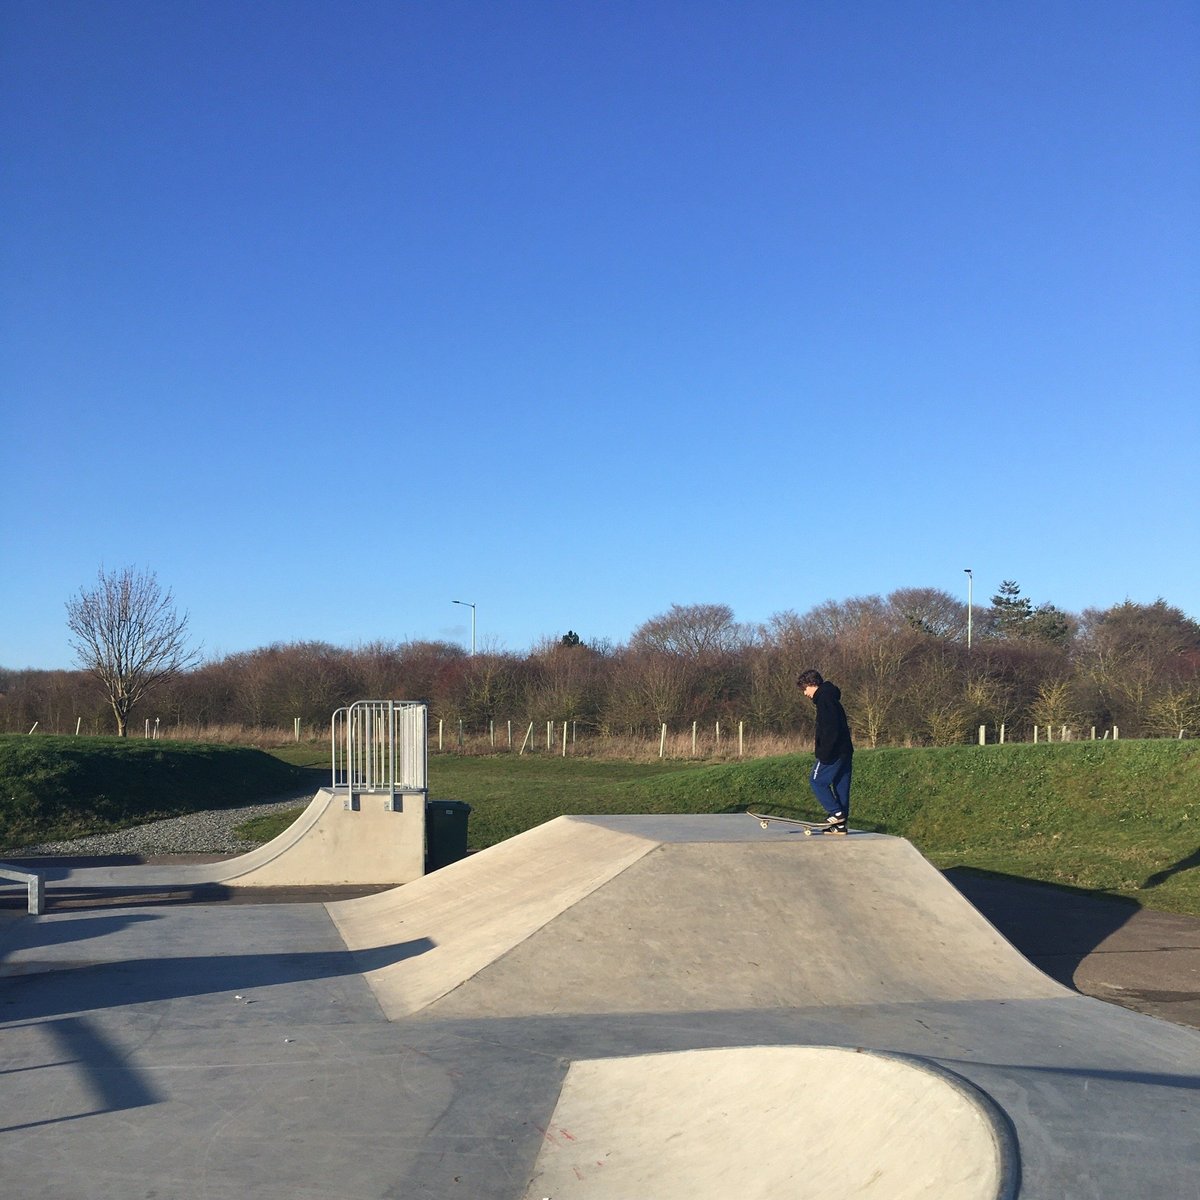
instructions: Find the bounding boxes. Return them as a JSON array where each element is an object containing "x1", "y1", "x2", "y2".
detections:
[
  {"x1": 327, "y1": 814, "x2": 1067, "y2": 1019},
  {"x1": 522, "y1": 1046, "x2": 1017, "y2": 1200},
  {"x1": 327, "y1": 815, "x2": 659, "y2": 1017}
]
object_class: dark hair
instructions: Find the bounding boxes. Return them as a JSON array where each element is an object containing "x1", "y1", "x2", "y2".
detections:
[{"x1": 796, "y1": 669, "x2": 824, "y2": 688}]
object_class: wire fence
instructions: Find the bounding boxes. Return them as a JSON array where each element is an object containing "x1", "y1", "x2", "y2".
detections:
[{"x1": 7, "y1": 715, "x2": 1191, "y2": 758}]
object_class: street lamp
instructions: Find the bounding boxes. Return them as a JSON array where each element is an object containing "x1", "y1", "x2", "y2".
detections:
[
  {"x1": 964, "y1": 569, "x2": 973, "y2": 651},
  {"x1": 452, "y1": 600, "x2": 476, "y2": 655}
]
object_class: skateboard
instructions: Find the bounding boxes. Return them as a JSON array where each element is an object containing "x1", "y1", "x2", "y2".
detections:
[{"x1": 746, "y1": 811, "x2": 847, "y2": 836}]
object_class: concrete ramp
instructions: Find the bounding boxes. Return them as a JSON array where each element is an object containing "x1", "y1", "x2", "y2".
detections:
[
  {"x1": 521, "y1": 1046, "x2": 1017, "y2": 1200},
  {"x1": 328, "y1": 814, "x2": 1068, "y2": 1019},
  {"x1": 327, "y1": 816, "x2": 661, "y2": 1017},
  {"x1": 22, "y1": 788, "x2": 426, "y2": 892}
]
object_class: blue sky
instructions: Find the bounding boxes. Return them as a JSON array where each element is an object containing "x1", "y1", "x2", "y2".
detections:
[{"x1": 3, "y1": 0, "x2": 1197, "y2": 669}]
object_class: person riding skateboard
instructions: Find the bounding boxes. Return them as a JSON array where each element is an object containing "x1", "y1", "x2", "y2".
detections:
[{"x1": 798, "y1": 669, "x2": 853, "y2": 834}]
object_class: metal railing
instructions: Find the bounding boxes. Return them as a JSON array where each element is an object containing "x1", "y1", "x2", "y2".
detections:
[
  {"x1": 0, "y1": 864, "x2": 45, "y2": 915},
  {"x1": 331, "y1": 701, "x2": 428, "y2": 808}
]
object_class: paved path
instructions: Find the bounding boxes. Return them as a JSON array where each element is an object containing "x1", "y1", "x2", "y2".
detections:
[{"x1": 946, "y1": 869, "x2": 1200, "y2": 1030}]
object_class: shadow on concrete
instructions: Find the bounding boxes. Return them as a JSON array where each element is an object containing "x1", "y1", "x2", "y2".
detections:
[
  {"x1": 943, "y1": 867, "x2": 1139, "y2": 990},
  {"x1": 0, "y1": 912, "x2": 163, "y2": 958},
  {"x1": 0, "y1": 939, "x2": 435, "y2": 1023},
  {"x1": 0, "y1": 880, "x2": 393, "y2": 913},
  {"x1": 3, "y1": 855, "x2": 163, "y2": 879},
  {"x1": 0, "y1": 1014, "x2": 163, "y2": 1133},
  {"x1": 937, "y1": 1054, "x2": 1200, "y2": 1093}
]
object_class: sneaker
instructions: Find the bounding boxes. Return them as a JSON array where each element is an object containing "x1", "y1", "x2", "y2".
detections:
[{"x1": 823, "y1": 812, "x2": 848, "y2": 835}]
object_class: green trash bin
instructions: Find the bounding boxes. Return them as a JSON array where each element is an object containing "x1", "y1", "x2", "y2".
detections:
[{"x1": 425, "y1": 799, "x2": 472, "y2": 872}]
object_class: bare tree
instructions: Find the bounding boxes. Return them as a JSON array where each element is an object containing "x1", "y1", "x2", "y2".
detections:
[
  {"x1": 66, "y1": 567, "x2": 200, "y2": 737},
  {"x1": 886, "y1": 587, "x2": 966, "y2": 641},
  {"x1": 1029, "y1": 677, "x2": 1081, "y2": 735},
  {"x1": 1076, "y1": 600, "x2": 1200, "y2": 734},
  {"x1": 523, "y1": 637, "x2": 603, "y2": 725},
  {"x1": 630, "y1": 603, "x2": 746, "y2": 659}
]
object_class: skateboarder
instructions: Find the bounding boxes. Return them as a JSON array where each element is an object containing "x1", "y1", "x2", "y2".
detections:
[{"x1": 797, "y1": 669, "x2": 853, "y2": 833}]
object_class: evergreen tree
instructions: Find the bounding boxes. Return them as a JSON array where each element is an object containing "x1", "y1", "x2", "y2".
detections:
[{"x1": 990, "y1": 580, "x2": 1033, "y2": 637}]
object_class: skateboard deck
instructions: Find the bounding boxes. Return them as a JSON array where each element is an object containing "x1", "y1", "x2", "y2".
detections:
[{"x1": 746, "y1": 811, "x2": 846, "y2": 836}]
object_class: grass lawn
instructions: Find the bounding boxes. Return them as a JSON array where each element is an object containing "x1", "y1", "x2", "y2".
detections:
[
  {"x1": 0, "y1": 735, "x2": 317, "y2": 850},
  {"x1": 243, "y1": 740, "x2": 1200, "y2": 916},
  {"x1": 4, "y1": 734, "x2": 1197, "y2": 917}
]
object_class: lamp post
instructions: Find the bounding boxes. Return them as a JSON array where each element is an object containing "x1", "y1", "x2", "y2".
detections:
[
  {"x1": 452, "y1": 600, "x2": 476, "y2": 655},
  {"x1": 964, "y1": 569, "x2": 973, "y2": 651}
]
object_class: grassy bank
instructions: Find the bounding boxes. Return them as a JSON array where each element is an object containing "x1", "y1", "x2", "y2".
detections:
[
  {"x1": 0, "y1": 735, "x2": 318, "y2": 850},
  {"x1": 2, "y1": 735, "x2": 1197, "y2": 916},
  {"x1": 636, "y1": 740, "x2": 1200, "y2": 914},
  {"x1": 424, "y1": 740, "x2": 1200, "y2": 914}
]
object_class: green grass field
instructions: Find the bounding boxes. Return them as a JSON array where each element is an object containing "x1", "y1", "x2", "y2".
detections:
[
  {"x1": 0, "y1": 735, "x2": 317, "y2": 849},
  {"x1": 239, "y1": 740, "x2": 1200, "y2": 914},
  {"x1": 3, "y1": 735, "x2": 1197, "y2": 915}
]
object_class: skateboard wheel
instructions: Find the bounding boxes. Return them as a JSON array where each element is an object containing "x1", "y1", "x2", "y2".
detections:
[
  {"x1": 759, "y1": 819, "x2": 769, "y2": 828},
  {"x1": 804, "y1": 828, "x2": 814, "y2": 836}
]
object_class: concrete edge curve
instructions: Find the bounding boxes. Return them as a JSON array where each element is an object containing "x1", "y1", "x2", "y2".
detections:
[
  {"x1": 205, "y1": 788, "x2": 333, "y2": 882},
  {"x1": 866, "y1": 1049, "x2": 1022, "y2": 1200}
]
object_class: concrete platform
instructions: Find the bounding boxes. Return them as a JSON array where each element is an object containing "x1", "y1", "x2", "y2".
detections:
[
  {"x1": 328, "y1": 816, "x2": 1066, "y2": 1019},
  {"x1": 520, "y1": 1046, "x2": 1018, "y2": 1199},
  {"x1": 2, "y1": 814, "x2": 1199, "y2": 1199}
]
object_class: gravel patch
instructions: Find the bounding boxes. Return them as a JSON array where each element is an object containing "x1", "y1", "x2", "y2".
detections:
[{"x1": 18, "y1": 792, "x2": 314, "y2": 857}]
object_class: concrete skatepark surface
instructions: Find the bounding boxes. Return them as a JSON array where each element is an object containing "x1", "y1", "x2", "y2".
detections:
[{"x1": 3, "y1": 814, "x2": 1200, "y2": 1198}]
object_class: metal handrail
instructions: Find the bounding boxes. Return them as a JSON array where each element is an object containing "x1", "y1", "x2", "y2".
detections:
[
  {"x1": 0, "y1": 864, "x2": 45, "y2": 915},
  {"x1": 331, "y1": 701, "x2": 428, "y2": 806}
]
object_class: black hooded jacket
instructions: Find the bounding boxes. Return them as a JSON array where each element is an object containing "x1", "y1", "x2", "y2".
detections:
[{"x1": 811, "y1": 680, "x2": 854, "y2": 764}]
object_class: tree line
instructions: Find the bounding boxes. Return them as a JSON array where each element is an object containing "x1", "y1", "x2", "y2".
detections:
[{"x1": 3, "y1": 576, "x2": 1198, "y2": 747}]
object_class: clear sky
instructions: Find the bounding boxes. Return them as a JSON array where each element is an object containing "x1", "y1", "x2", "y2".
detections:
[{"x1": 2, "y1": 1, "x2": 1197, "y2": 669}]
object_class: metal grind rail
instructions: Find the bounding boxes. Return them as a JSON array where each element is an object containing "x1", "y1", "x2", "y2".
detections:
[{"x1": 0, "y1": 863, "x2": 45, "y2": 915}]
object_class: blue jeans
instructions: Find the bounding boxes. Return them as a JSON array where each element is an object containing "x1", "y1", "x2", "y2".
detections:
[{"x1": 810, "y1": 755, "x2": 852, "y2": 819}]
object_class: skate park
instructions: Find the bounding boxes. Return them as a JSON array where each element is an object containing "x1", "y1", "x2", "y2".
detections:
[{"x1": 2, "y1": 703, "x2": 1199, "y2": 1199}]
